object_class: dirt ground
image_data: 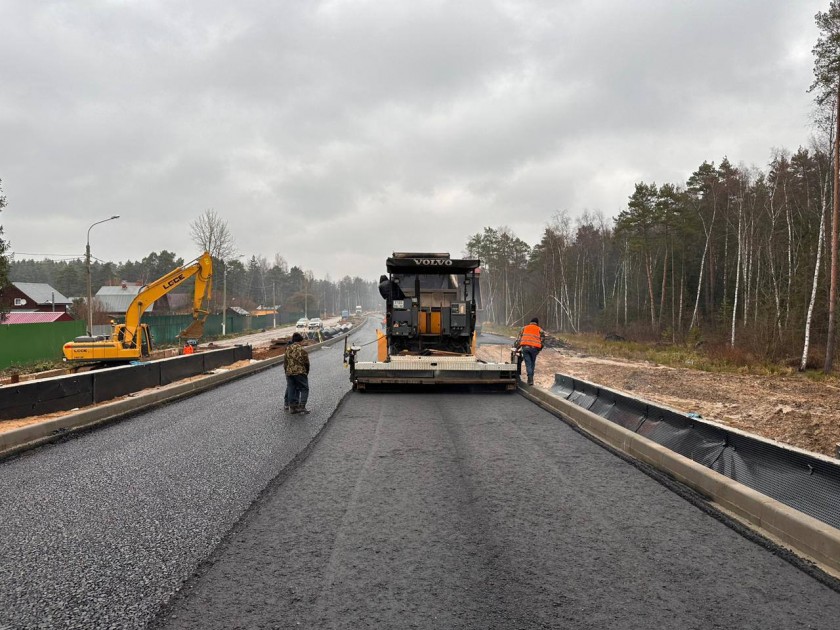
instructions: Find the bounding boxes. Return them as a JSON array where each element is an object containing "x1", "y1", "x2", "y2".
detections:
[{"x1": 477, "y1": 342, "x2": 840, "y2": 459}]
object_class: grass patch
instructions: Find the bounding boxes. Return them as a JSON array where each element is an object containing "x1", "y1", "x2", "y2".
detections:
[{"x1": 0, "y1": 359, "x2": 67, "y2": 378}]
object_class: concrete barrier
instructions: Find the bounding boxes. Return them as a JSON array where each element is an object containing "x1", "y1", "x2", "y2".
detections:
[{"x1": 518, "y1": 382, "x2": 840, "y2": 578}]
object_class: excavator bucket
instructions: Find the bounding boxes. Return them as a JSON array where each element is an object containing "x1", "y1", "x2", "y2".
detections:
[{"x1": 178, "y1": 319, "x2": 205, "y2": 341}]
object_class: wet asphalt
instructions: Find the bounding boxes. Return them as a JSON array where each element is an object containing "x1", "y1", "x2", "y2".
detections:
[
  {"x1": 0, "y1": 331, "x2": 367, "y2": 630},
  {"x1": 150, "y1": 389, "x2": 840, "y2": 629},
  {"x1": 2, "y1": 323, "x2": 840, "y2": 628}
]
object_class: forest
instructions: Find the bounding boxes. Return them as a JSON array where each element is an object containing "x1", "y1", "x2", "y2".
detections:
[{"x1": 469, "y1": 148, "x2": 833, "y2": 368}]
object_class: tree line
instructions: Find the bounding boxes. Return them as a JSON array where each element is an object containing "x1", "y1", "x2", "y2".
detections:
[
  {"x1": 8, "y1": 249, "x2": 380, "y2": 319},
  {"x1": 8, "y1": 209, "x2": 380, "y2": 320},
  {"x1": 468, "y1": 150, "x2": 832, "y2": 368}
]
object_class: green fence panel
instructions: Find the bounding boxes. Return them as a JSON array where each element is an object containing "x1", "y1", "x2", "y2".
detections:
[
  {"x1": 0, "y1": 320, "x2": 87, "y2": 369},
  {"x1": 130, "y1": 313, "x2": 289, "y2": 346}
]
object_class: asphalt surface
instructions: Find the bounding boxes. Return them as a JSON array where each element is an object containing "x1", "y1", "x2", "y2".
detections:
[
  {"x1": 0, "y1": 329, "x2": 366, "y2": 630},
  {"x1": 153, "y1": 408, "x2": 840, "y2": 625},
  {"x1": 477, "y1": 332, "x2": 516, "y2": 346},
  {"x1": 4, "y1": 321, "x2": 840, "y2": 628}
]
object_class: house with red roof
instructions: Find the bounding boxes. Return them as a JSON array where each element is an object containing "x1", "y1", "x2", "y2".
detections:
[{"x1": 2, "y1": 312, "x2": 74, "y2": 324}]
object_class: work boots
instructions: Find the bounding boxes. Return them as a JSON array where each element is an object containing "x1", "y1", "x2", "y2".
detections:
[{"x1": 291, "y1": 404, "x2": 311, "y2": 415}]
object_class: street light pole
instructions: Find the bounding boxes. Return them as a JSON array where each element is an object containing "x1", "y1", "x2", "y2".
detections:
[
  {"x1": 222, "y1": 261, "x2": 228, "y2": 336},
  {"x1": 272, "y1": 282, "x2": 277, "y2": 328},
  {"x1": 86, "y1": 215, "x2": 120, "y2": 335}
]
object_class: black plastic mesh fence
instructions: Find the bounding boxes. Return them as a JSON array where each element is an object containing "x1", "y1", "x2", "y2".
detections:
[{"x1": 550, "y1": 373, "x2": 840, "y2": 531}]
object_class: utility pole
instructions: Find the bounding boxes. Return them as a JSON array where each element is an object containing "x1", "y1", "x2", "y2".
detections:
[
  {"x1": 272, "y1": 281, "x2": 276, "y2": 328},
  {"x1": 222, "y1": 262, "x2": 227, "y2": 336},
  {"x1": 85, "y1": 215, "x2": 119, "y2": 334}
]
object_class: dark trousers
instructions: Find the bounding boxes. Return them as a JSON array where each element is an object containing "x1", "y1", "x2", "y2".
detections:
[
  {"x1": 521, "y1": 346, "x2": 539, "y2": 382},
  {"x1": 285, "y1": 374, "x2": 309, "y2": 407}
]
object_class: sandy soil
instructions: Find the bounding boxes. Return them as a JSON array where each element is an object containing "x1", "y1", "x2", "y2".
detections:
[{"x1": 478, "y1": 342, "x2": 840, "y2": 459}]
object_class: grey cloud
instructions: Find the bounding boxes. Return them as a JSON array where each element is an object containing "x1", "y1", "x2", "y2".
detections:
[{"x1": 0, "y1": 0, "x2": 827, "y2": 278}]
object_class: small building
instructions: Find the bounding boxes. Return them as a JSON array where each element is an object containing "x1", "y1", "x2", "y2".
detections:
[
  {"x1": 0, "y1": 282, "x2": 72, "y2": 313},
  {"x1": 95, "y1": 282, "x2": 156, "y2": 318}
]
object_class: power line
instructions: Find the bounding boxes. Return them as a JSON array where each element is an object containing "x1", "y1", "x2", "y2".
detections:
[{"x1": 11, "y1": 252, "x2": 84, "y2": 259}]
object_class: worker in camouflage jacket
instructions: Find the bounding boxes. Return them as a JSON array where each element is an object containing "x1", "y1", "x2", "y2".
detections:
[{"x1": 284, "y1": 332, "x2": 311, "y2": 414}]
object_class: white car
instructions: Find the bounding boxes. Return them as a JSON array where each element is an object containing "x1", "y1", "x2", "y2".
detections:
[
  {"x1": 295, "y1": 318, "x2": 309, "y2": 332},
  {"x1": 307, "y1": 317, "x2": 323, "y2": 331}
]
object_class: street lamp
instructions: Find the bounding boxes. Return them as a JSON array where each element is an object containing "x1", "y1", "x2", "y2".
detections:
[{"x1": 86, "y1": 215, "x2": 120, "y2": 334}]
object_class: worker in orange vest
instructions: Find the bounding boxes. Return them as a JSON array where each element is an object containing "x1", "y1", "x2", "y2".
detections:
[{"x1": 515, "y1": 317, "x2": 545, "y2": 385}]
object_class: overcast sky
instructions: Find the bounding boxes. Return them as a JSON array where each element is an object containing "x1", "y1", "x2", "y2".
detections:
[{"x1": 0, "y1": 0, "x2": 827, "y2": 280}]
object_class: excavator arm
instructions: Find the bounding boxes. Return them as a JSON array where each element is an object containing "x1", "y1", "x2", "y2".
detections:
[{"x1": 123, "y1": 252, "x2": 213, "y2": 347}]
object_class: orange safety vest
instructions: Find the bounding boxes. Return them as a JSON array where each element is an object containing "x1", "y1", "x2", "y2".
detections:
[
  {"x1": 519, "y1": 323, "x2": 543, "y2": 348},
  {"x1": 183, "y1": 344, "x2": 195, "y2": 355}
]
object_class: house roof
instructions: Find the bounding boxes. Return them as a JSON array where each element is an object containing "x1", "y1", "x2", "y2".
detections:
[
  {"x1": 228, "y1": 306, "x2": 249, "y2": 316},
  {"x1": 94, "y1": 285, "x2": 154, "y2": 314},
  {"x1": 2, "y1": 312, "x2": 75, "y2": 324},
  {"x1": 12, "y1": 282, "x2": 71, "y2": 306}
]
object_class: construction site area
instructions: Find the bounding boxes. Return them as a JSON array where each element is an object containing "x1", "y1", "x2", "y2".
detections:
[{"x1": 1, "y1": 253, "x2": 839, "y2": 629}]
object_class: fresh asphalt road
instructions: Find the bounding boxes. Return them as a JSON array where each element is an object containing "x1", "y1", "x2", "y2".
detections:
[
  {"x1": 152, "y1": 392, "x2": 840, "y2": 629},
  {"x1": 0, "y1": 329, "x2": 370, "y2": 630},
  {"x1": 3, "y1": 322, "x2": 840, "y2": 629}
]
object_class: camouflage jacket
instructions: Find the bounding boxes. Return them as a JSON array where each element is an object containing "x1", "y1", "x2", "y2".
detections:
[{"x1": 284, "y1": 342, "x2": 310, "y2": 376}]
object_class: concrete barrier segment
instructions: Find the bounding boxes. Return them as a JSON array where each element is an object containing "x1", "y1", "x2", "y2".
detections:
[{"x1": 517, "y1": 381, "x2": 840, "y2": 577}]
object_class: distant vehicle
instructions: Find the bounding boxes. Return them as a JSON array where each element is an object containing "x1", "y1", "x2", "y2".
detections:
[
  {"x1": 341, "y1": 309, "x2": 350, "y2": 320},
  {"x1": 307, "y1": 317, "x2": 323, "y2": 331},
  {"x1": 355, "y1": 305, "x2": 363, "y2": 316},
  {"x1": 295, "y1": 318, "x2": 309, "y2": 332}
]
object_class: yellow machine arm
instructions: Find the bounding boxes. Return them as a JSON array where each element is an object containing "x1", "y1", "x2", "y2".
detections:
[{"x1": 123, "y1": 251, "x2": 213, "y2": 346}]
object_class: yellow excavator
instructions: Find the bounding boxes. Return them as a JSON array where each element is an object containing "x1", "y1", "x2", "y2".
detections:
[{"x1": 63, "y1": 252, "x2": 213, "y2": 363}]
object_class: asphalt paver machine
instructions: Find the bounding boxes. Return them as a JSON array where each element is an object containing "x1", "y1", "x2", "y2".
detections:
[{"x1": 346, "y1": 252, "x2": 517, "y2": 390}]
